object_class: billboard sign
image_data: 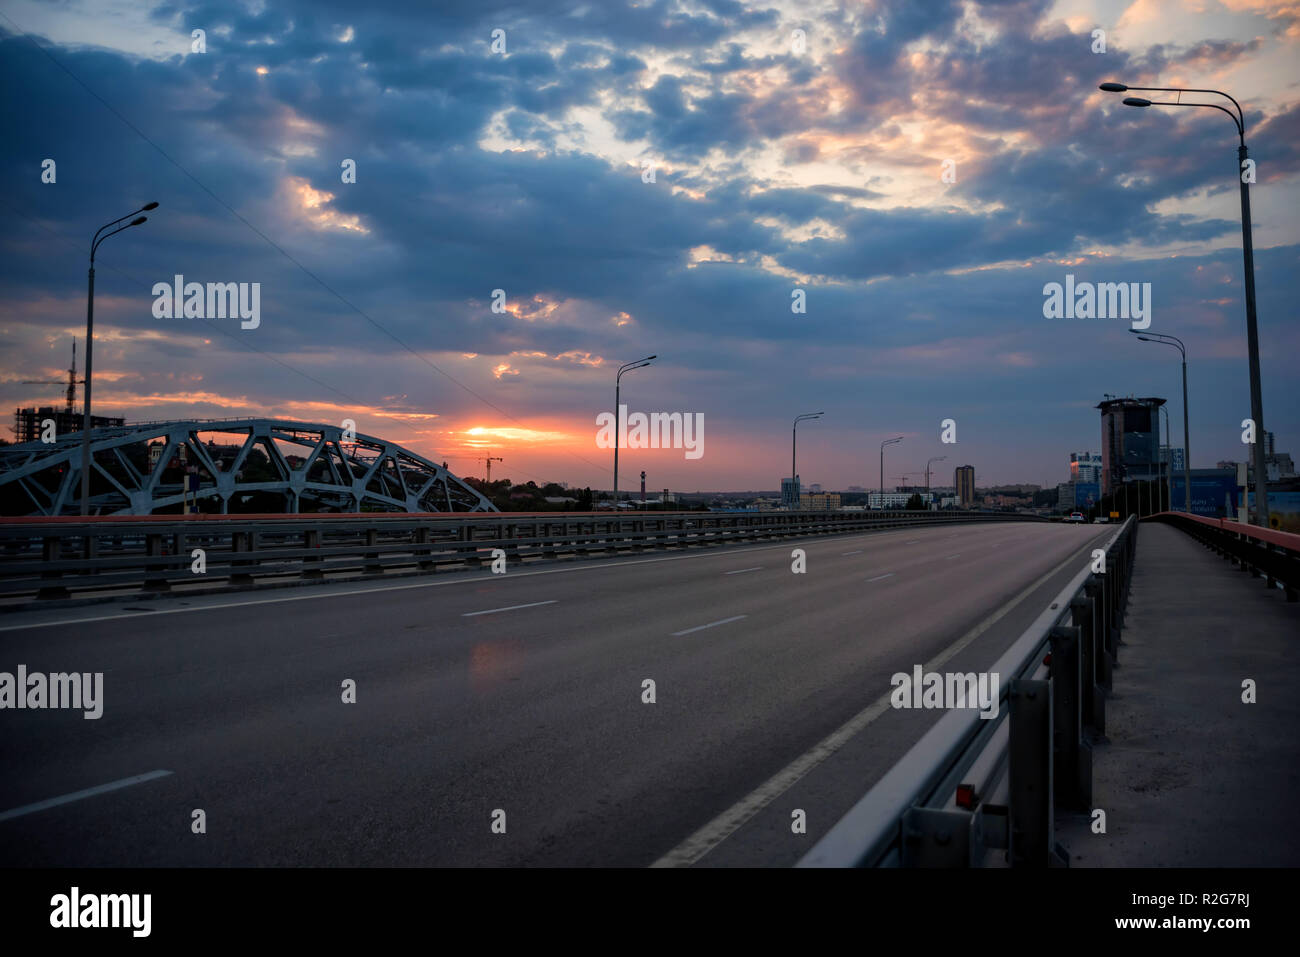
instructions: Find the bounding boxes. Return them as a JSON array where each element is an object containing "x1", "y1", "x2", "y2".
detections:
[
  {"x1": 1170, "y1": 471, "x2": 1237, "y2": 518},
  {"x1": 1074, "y1": 482, "x2": 1099, "y2": 508}
]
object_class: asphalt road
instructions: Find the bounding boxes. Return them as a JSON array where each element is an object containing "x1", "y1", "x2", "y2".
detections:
[{"x1": 0, "y1": 519, "x2": 1112, "y2": 866}]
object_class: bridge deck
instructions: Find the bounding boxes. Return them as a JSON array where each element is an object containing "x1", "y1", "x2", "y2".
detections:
[{"x1": 1058, "y1": 521, "x2": 1300, "y2": 865}]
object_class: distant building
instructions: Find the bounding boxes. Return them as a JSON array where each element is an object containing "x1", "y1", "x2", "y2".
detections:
[
  {"x1": 1169, "y1": 448, "x2": 1186, "y2": 474},
  {"x1": 869, "y1": 491, "x2": 934, "y2": 509},
  {"x1": 808, "y1": 483, "x2": 823, "y2": 494},
  {"x1": 1097, "y1": 396, "x2": 1165, "y2": 495},
  {"x1": 1056, "y1": 482, "x2": 1074, "y2": 508},
  {"x1": 780, "y1": 476, "x2": 800, "y2": 508},
  {"x1": 954, "y1": 465, "x2": 975, "y2": 506},
  {"x1": 799, "y1": 492, "x2": 841, "y2": 510},
  {"x1": 13, "y1": 406, "x2": 123, "y2": 445},
  {"x1": 846, "y1": 485, "x2": 866, "y2": 493},
  {"x1": 1070, "y1": 452, "x2": 1103, "y2": 485}
]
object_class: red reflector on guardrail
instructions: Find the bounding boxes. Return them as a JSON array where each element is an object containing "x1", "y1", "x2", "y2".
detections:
[{"x1": 956, "y1": 784, "x2": 977, "y2": 809}]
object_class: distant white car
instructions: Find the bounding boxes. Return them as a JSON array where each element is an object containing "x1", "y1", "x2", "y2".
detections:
[
  {"x1": 1092, "y1": 516, "x2": 1109, "y2": 524},
  {"x1": 1068, "y1": 512, "x2": 1086, "y2": 523}
]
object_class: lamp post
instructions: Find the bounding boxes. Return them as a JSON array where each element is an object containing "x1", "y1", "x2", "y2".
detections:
[
  {"x1": 925, "y1": 455, "x2": 947, "y2": 503},
  {"x1": 1164, "y1": 403, "x2": 1175, "y2": 512},
  {"x1": 613, "y1": 355, "x2": 655, "y2": 508},
  {"x1": 1131, "y1": 331, "x2": 1192, "y2": 513},
  {"x1": 791, "y1": 412, "x2": 824, "y2": 508},
  {"x1": 80, "y1": 202, "x2": 157, "y2": 515},
  {"x1": 879, "y1": 436, "x2": 902, "y2": 511},
  {"x1": 1101, "y1": 82, "x2": 1268, "y2": 526}
]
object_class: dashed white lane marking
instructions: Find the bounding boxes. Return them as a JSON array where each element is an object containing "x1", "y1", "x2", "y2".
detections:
[
  {"x1": 671, "y1": 615, "x2": 747, "y2": 637},
  {"x1": 725, "y1": 567, "x2": 763, "y2": 575},
  {"x1": 462, "y1": 600, "x2": 557, "y2": 617},
  {"x1": 0, "y1": 770, "x2": 173, "y2": 823},
  {"x1": 946, "y1": 553, "x2": 962, "y2": 560},
  {"x1": 841, "y1": 550, "x2": 863, "y2": 556},
  {"x1": 866, "y1": 573, "x2": 894, "y2": 583},
  {"x1": 650, "y1": 539, "x2": 1096, "y2": 868},
  {"x1": 905, "y1": 540, "x2": 920, "y2": 545}
]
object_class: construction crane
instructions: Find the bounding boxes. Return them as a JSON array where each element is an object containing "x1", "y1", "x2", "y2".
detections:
[
  {"x1": 21, "y1": 339, "x2": 82, "y2": 414},
  {"x1": 478, "y1": 456, "x2": 503, "y2": 483}
]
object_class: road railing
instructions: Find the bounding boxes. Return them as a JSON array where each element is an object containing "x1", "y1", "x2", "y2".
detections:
[
  {"x1": 0, "y1": 509, "x2": 1043, "y2": 603},
  {"x1": 798, "y1": 515, "x2": 1137, "y2": 868},
  {"x1": 1147, "y1": 511, "x2": 1299, "y2": 602}
]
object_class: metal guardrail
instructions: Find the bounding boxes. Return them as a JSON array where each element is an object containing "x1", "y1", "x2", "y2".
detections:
[
  {"x1": 798, "y1": 515, "x2": 1137, "y2": 868},
  {"x1": 1149, "y1": 511, "x2": 1300, "y2": 602},
  {"x1": 0, "y1": 509, "x2": 1043, "y2": 603}
]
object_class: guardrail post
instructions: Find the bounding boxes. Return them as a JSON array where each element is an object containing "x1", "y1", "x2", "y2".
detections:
[
  {"x1": 1050, "y1": 623, "x2": 1092, "y2": 812},
  {"x1": 303, "y1": 529, "x2": 324, "y2": 579},
  {"x1": 415, "y1": 527, "x2": 435, "y2": 570},
  {"x1": 1081, "y1": 578, "x2": 1107, "y2": 727},
  {"x1": 1008, "y1": 678, "x2": 1068, "y2": 867},
  {"x1": 901, "y1": 807, "x2": 972, "y2": 867},
  {"x1": 143, "y1": 532, "x2": 171, "y2": 593},
  {"x1": 364, "y1": 528, "x2": 384, "y2": 573},
  {"x1": 36, "y1": 536, "x2": 70, "y2": 600},
  {"x1": 230, "y1": 531, "x2": 255, "y2": 585}
]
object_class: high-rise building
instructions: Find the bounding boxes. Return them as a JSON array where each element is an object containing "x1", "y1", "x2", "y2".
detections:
[
  {"x1": 1169, "y1": 447, "x2": 1186, "y2": 474},
  {"x1": 1097, "y1": 396, "x2": 1166, "y2": 495},
  {"x1": 13, "y1": 406, "x2": 124, "y2": 444},
  {"x1": 954, "y1": 465, "x2": 975, "y2": 506},
  {"x1": 1069, "y1": 452, "x2": 1103, "y2": 485},
  {"x1": 780, "y1": 476, "x2": 800, "y2": 508}
]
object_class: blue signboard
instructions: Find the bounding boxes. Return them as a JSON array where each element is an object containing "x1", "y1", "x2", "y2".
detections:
[
  {"x1": 1074, "y1": 482, "x2": 1099, "y2": 508},
  {"x1": 1170, "y1": 472, "x2": 1237, "y2": 517}
]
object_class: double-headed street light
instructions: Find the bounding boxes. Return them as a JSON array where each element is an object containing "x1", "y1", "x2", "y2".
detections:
[
  {"x1": 1131, "y1": 330, "x2": 1192, "y2": 513},
  {"x1": 880, "y1": 436, "x2": 903, "y2": 510},
  {"x1": 1100, "y1": 81, "x2": 1268, "y2": 526},
  {"x1": 613, "y1": 355, "x2": 655, "y2": 506},
  {"x1": 792, "y1": 412, "x2": 824, "y2": 507},
  {"x1": 80, "y1": 202, "x2": 158, "y2": 515}
]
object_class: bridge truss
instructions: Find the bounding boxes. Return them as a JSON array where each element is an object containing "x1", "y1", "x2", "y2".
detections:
[{"x1": 0, "y1": 418, "x2": 497, "y2": 516}]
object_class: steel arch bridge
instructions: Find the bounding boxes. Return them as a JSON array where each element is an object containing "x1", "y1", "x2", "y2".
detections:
[{"x1": 0, "y1": 418, "x2": 497, "y2": 516}]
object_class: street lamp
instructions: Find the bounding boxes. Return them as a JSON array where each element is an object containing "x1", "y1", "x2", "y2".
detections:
[
  {"x1": 1131, "y1": 330, "x2": 1192, "y2": 513},
  {"x1": 1158, "y1": 404, "x2": 1172, "y2": 512},
  {"x1": 925, "y1": 455, "x2": 947, "y2": 498},
  {"x1": 1100, "y1": 82, "x2": 1268, "y2": 526},
  {"x1": 792, "y1": 412, "x2": 824, "y2": 508},
  {"x1": 613, "y1": 355, "x2": 655, "y2": 507},
  {"x1": 879, "y1": 436, "x2": 903, "y2": 511},
  {"x1": 80, "y1": 202, "x2": 157, "y2": 515}
]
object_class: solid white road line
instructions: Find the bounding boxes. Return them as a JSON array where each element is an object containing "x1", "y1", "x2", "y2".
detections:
[
  {"x1": 866, "y1": 573, "x2": 894, "y2": 582},
  {"x1": 671, "y1": 615, "x2": 747, "y2": 637},
  {"x1": 725, "y1": 567, "x2": 763, "y2": 575},
  {"x1": 649, "y1": 539, "x2": 1097, "y2": 868},
  {"x1": 0, "y1": 770, "x2": 173, "y2": 823},
  {"x1": 461, "y1": 600, "x2": 557, "y2": 617}
]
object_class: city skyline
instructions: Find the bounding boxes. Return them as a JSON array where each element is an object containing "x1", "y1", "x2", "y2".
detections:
[{"x1": 2, "y1": 0, "x2": 1297, "y2": 493}]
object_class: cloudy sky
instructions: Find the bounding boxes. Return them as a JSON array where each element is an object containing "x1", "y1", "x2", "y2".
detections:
[{"x1": 1, "y1": 0, "x2": 1296, "y2": 492}]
